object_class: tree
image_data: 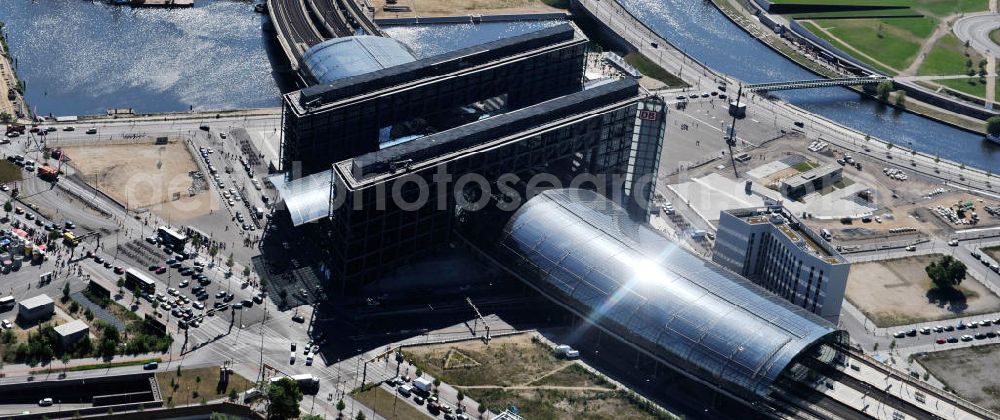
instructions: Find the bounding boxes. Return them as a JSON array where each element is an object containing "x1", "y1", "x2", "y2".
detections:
[
  {"x1": 894, "y1": 90, "x2": 907, "y2": 107},
  {"x1": 0, "y1": 112, "x2": 11, "y2": 123},
  {"x1": 433, "y1": 378, "x2": 441, "y2": 395},
  {"x1": 116, "y1": 278, "x2": 125, "y2": 295},
  {"x1": 300, "y1": 416, "x2": 323, "y2": 420},
  {"x1": 987, "y1": 116, "x2": 1000, "y2": 137},
  {"x1": 243, "y1": 266, "x2": 251, "y2": 278},
  {"x1": 478, "y1": 404, "x2": 487, "y2": 418},
  {"x1": 926, "y1": 255, "x2": 967, "y2": 289},
  {"x1": 266, "y1": 377, "x2": 303, "y2": 420},
  {"x1": 876, "y1": 80, "x2": 893, "y2": 101},
  {"x1": 337, "y1": 399, "x2": 346, "y2": 417},
  {"x1": 3, "y1": 201, "x2": 11, "y2": 215},
  {"x1": 226, "y1": 253, "x2": 234, "y2": 272},
  {"x1": 355, "y1": 411, "x2": 366, "y2": 420},
  {"x1": 456, "y1": 390, "x2": 465, "y2": 407},
  {"x1": 415, "y1": 368, "x2": 422, "y2": 378},
  {"x1": 62, "y1": 282, "x2": 70, "y2": 301}
]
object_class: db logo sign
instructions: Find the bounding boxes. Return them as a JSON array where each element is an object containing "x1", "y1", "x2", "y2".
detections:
[{"x1": 639, "y1": 110, "x2": 658, "y2": 121}]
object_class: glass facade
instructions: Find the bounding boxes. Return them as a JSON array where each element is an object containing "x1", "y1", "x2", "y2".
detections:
[
  {"x1": 281, "y1": 24, "x2": 588, "y2": 175},
  {"x1": 494, "y1": 189, "x2": 847, "y2": 398},
  {"x1": 329, "y1": 82, "x2": 642, "y2": 285}
]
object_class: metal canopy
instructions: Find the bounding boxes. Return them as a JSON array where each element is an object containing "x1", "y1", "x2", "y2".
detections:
[
  {"x1": 271, "y1": 170, "x2": 332, "y2": 226},
  {"x1": 495, "y1": 189, "x2": 844, "y2": 397}
]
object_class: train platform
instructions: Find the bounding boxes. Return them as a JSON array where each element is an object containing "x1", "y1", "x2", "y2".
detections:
[{"x1": 840, "y1": 354, "x2": 988, "y2": 420}]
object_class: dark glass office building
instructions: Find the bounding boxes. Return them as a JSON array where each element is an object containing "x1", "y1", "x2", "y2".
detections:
[
  {"x1": 325, "y1": 79, "x2": 661, "y2": 285},
  {"x1": 281, "y1": 24, "x2": 589, "y2": 175}
]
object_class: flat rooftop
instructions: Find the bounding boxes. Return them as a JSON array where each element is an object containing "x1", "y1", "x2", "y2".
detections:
[
  {"x1": 54, "y1": 319, "x2": 89, "y2": 336},
  {"x1": 783, "y1": 163, "x2": 842, "y2": 189},
  {"x1": 730, "y1": 207, "x2": 846, "y2": 264},
  {"x1": 335, "y1": 78, "x2": 643, "y2": 189},
  {"x1": 19, "y1": 294, "x2": 53, "y2": 310},
  {"x1": 286, "y1": 23, "x2": 586, "y2": 114}
]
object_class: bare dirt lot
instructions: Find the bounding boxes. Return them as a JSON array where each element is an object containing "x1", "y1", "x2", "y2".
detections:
[
  {"x1": 373, "y1": 0, "x2": 565, "y2": 17},
  {"x1": 919, "y1": 344, "x2": 1000, "y2": 413},
  {"x1": 63, "y1": 140, "x2": 213, "y2": 220},
  {"x1": 402, "y1": 334, "x2": 675, "y2": 420},
  {"x1": 985, "y1": 246, "x2": 1000, "y2": 264},
  {"x1": 846, "y1": 254, "x2": 1000, "y2": 327}
]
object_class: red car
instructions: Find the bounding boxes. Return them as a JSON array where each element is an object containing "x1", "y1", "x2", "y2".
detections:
[
  {"x1": 155, "y1": 267, "x2": 167, "y2": 274},
  {"x1": 935, "y1": 338, "x2": 946, "y2": 344},
  {"x1": 113, "y1": 266, "x2": 125, "y2": 275}
]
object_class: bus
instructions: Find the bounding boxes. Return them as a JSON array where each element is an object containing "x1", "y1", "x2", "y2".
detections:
[
  {"x1": 125, "y1": 268, "x2": 156, "y2": 294},
  {"x1": 157, "y1": 226, "x2": 188, "y2": 252},
  {"x1": 0, "y1": 295, "x2": 13, "y2": 308},
  {"x1": 63, "y1": 231, "x2": 79, "y2": 246}
]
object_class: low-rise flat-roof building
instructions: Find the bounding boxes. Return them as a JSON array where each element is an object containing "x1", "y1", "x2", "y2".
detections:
[
  {"x1": 712, "y1": 206, "x2": 850, "y2": 323},
  {"x1": 54, "y1": 319, "x2": 89, "y2": 347},
  {"x1": 780, "y1": 163, "x2": 842, "y2": 199},
  {"x1": 17, "y1": 294, "x2": 54, "y2": 323}
]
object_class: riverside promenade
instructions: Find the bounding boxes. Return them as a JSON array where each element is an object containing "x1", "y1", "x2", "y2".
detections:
[{"x1": 576, "y1": 0, "x2": 1000, "y2": 197}]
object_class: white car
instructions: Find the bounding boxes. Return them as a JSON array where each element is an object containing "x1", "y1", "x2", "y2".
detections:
[
  {"x1": 1, "y1": 319, "x2": 11, "y2": 329},
  {"x1": 948, "y1": 239, "x2": 959, "y2": 246},
  {"x1": 289, "y1": 352, "x2": 296, "y2": 364},
  {"x1": 38, "y1": 398, "x2": 53, "y2": 406}
]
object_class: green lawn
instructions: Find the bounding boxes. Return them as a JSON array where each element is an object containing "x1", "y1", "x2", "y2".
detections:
[
  {"x1": 623, "y1": 53, "x2": 689, "y2": 88},
  {"x1": 0, "y1": 161, "x2": 23, "y2": 184},
  {"x1": 354, "y1": 386, "x2": 428, "y2": 420},
  {"x1": 929, "y1": 76, "x2": 986, "y2": 99},
  {"x1": 786, "y1": 9, "x2": 921, "y2": 19},
  {"x1": 918, "y1": 33, "x2": 983, "y2": 76},
  {"x1": 912, "y1": 0, "x2": 988, "y2": 18},
  {"x1": 792, "y1": 161, "x2": 818, "y2": 172},
  {"x1": 800, "y1": 21, "x2": 897, "y2": 73},
  {"x1": 156, "y1": 367, "x2": 254, "y2": 408},
  {"x1": 807, "y1": 17, "x2": 934, "y2": 71},
  {"x1": 769, "y1": 0, "x2": 908, "y2": 5},
  {"x1": 770, "y1": 0, "x2": 988, "y2": 15}
]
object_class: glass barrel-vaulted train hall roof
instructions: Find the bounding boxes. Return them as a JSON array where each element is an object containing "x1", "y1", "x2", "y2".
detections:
[
  {"x1": 302, "y1": 36, "x2": 417, "y2": 85},
  {"x1": 494, "y1": 188, "x2": 847, "y2": 398}
]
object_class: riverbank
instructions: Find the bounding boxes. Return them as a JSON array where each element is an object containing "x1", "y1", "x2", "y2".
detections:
[
  {"x1": 576, "y1": 0, "x2": 1000, "y2": 191},
  {"x1": 0, "y1": 22, "x2": 27, "y2": 123},
  {"x1": 708, "y1": 0, "x2": 990, "y2": 135}
]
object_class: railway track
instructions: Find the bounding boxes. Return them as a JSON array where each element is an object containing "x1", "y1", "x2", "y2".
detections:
[
  {"x1": 801, "y1": 357, "x2": 943, "y2": 420},
  {"x1": 338, "y1": 0, "x2": 382, "y2": 36},
  {"x1": 308, "y1": 0, "x2": 353, "y2": 38},
  {"x1": 269, "y1": 0, "x2": 325, "y2": 69},
  {"x1": 838, "y1": 347, "x2": 995, "y2": 419}
]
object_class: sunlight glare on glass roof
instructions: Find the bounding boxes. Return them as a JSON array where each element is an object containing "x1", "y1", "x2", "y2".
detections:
[
  {"x1": 270, "y1": 170, "x2": 332, "y2": 226},
  {"x1": 302, "y1": 36, "x2": 417, "y2": 85},
  {"x1": 494, "y1": 189, "x2": 846, "y2": 398}
]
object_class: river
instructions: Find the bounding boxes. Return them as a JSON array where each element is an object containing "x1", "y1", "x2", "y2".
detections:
[
  {"x1": 614, "y1": 0, "x2": 1000, "y2": 173},
  {"x1": 0, "y1": 0, "x2": 283, "y2": 115},
  {"x1": 1, "y1": 0, "x2": 998, "y2": 172}
]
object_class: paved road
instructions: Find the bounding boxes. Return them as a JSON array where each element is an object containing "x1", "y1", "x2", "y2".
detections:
[{"x1": 953, "y1": 13, "x2": 1000, "y2": 59}]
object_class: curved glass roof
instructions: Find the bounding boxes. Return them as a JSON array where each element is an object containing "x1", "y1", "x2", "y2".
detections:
[
  {"x1": 302, "y1": 36, "x2": 417, "y2": 85},
  {"x1": 270, "y1": 170, "x2": 332, "y2": 226},
  {"x1": 495, "y1": 189, "x2": 844, "y2": 397}
]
